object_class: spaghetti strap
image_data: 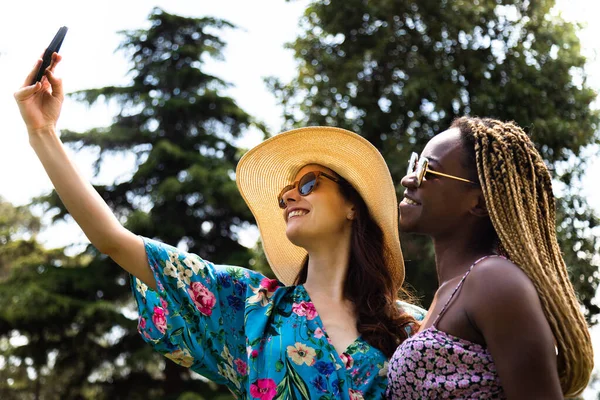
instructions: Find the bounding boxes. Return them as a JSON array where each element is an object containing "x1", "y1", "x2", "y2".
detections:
[{"x1": 432, "y1": 255, "x2": 505, "y2": 327}]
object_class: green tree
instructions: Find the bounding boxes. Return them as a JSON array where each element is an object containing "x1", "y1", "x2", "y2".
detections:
[
  {"x1": 0, "y1": 197, "x2": 226, "y2": 400},
  {"x1": 2, "y1": 7, "x2": 267, "y2": 399},
  {"x1": 0, "y1": 196, "x2": 41, "y2": 279},
  {"x1": 0, "y1": 197, "x2": 126, "y2": 400},
  {"x1": 269, "y1": 0, "x2": 600, "y2": 317},
  {"x1": 60, "y1": 8, "x2": 260, "y2": 267}
]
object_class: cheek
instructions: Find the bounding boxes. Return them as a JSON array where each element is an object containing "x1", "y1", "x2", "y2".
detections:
[
  {"x1": 425, "y1": 194, "x2": 451, "y2": 216},
  {"x1": 313, "y1": 197, "x2": 350, "y2": 226},
  {"x1": 315, "y1": 203, "x2": 346, "y2": 223},
  {"x1": 424, "y1": 190, "x2": 471, "y2": 223}
]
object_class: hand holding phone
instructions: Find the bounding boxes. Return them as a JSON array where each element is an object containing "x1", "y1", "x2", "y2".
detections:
[{"x1": 31, "y1": 26, "x2": 68, "y2": 85}]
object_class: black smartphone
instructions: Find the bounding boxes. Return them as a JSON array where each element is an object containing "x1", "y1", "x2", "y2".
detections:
[{"x1": 31, "y1": 26, "x2": 68, "y2": 85}]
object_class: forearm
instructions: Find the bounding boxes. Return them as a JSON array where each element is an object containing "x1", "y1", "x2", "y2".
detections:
[
  {"x1": 29, "y1": 127, "x2": 124, "y2": 254},
  {"x1": 15, "y1": 55, "x2": 155, "y2": 288}
]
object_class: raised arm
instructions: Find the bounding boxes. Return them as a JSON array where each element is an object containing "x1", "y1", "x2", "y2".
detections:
[{"x1": 14, "y1": 54, "x2": 155, "y2": 288}]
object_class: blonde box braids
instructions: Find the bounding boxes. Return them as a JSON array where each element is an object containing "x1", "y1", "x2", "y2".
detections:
[{"x1": 452, "y1": 116, "x2": 593, "y2": 397}]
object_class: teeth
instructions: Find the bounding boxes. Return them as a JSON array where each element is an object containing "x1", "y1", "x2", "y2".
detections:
[
  {"x1": 403, "y1": 197, "x2": 419, "y2": 206},
  {"x1": 288, "y1": 210, "x2": 308, "y2": 218}
]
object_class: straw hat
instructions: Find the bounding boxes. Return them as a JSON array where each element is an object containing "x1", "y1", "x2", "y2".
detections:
[{"x1": 236, "y1": 126, "x2": 404, "y2": 286}]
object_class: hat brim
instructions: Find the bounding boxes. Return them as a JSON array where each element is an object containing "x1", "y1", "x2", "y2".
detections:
[{"x1": 236, "y1": 126, "x2": 404, "y2": 286}]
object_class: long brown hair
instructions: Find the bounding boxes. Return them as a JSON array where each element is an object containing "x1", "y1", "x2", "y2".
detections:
[
  {"x1": 453, "y1": 116, "x2": 593, "y2": 397},
  {"x1": 294, "y1": 175, "x2": 417, "y2": 357}
]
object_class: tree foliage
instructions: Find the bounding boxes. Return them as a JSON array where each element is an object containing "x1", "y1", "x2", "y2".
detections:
[
  {"x1": 1, "y1": 7, "x2": 264, "y2": 399},
  {"x1": 269, "y1": 0, "x2": 600, "y2": 317},
  {"x1": 3, "y1": 1, "x2": 600, "y2": 397}
]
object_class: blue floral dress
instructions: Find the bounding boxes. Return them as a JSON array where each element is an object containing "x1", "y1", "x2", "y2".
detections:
[{"x1": 131, "y1": 238, "x2": 424, "y2": 399}]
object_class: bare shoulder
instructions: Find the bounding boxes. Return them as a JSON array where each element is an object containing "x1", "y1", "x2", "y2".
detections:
[
  {"x1": 465, "y1": 256, "x2": 539, "y2": 306},
  {"x1": 462, "y1": 255, "x2": 553, "y2": 344},
  {"x1": 462, "y1": 256, "x2": 550, "y2": 332},
  {"x1": 463, "y1": 257, "x2": 562, "y2": 398}
]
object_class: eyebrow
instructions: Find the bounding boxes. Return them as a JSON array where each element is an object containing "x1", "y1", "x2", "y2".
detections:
[{"x1": 426, "y1": 156, "x2": 442, "y2": 168}]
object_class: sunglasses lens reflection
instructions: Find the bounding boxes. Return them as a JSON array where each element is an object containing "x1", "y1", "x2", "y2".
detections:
[
  {"x1": 407, "y1": 153, "x2": 418, "y2": 175},
  {"x1": 278, "y1": 172, "x2": 319, "y2": 209},
  {"x1": 299, "y1": 172, "x2": 317, "y2": 195}
]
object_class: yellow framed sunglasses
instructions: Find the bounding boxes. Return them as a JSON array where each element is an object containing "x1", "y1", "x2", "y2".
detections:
[{"x1": 407, "y1": 152, "x2": 478, "y2": 187}]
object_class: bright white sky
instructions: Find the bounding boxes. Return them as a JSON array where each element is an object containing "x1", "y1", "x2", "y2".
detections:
[
  {"x1": 0, "y1": 0, "x2": 309, "y2": 247},
  {"x1": 1, "y1": 0, "x2": 600, "y2": 395}
]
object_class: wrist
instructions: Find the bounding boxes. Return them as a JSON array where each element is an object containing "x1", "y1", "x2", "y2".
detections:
[
  {"x1": 28, "y1": 124, "x2": 57, "y2": 137},
  {"x1": 28, "y1": 125, "x2": 59, "y2": 146}
]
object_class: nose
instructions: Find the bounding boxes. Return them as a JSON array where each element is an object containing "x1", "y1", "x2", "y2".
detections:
[
  {"x1": 401, "y1": 173, "x2": 418, "y2": 189},
  {"x1": 281, "y1": 186, "x2": 300, "y2": 208}
]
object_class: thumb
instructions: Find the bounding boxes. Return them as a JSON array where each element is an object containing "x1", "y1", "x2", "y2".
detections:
[{"x1": 14, "y1": 82, "x2": 42, "y2": 101}]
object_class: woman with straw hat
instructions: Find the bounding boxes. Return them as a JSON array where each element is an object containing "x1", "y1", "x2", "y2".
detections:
[{"x1": 15, "y1": 53, "x2": 424, "y2": 399}]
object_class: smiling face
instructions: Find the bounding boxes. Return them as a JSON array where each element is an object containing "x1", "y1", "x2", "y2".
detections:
[
  {"x1": 398, "y1": 128, "x2": 482, "y2": 238},
  {"x1": 281, "y1": 164, "x2": 355, "y2": 249}
]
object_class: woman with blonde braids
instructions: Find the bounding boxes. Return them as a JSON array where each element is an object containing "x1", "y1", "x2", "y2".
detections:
[{"x1": 386, "y1": 116, "x2": 593, "y2": 399}]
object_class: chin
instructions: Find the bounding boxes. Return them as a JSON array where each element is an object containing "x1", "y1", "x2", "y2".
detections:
[
  {"x1": 285, "y1": 226, "x2": 309, "y2": 248},
  {"x1": 399, "y1": 217, "x2": 420, "y2": 234}
]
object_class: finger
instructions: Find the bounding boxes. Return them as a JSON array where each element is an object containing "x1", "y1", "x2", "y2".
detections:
[
  {"x1": 45, "y1": 53, "x2": 63, "y2": 98},
  {"x1": 45, "y1": 68, "x2": 64, "y2": 100},
  {"x1": 47, "y1": 52, "x2": 62, "y2": 73},
  {"x1": 14, "y1": 82, "x2": 42, "y2": 101},
  {"x1": 39, "y1": 75, "x2": 52, "y2": 93},
  {"x1": 23, "y1": 58, "x2": 43, "y2": 87}
]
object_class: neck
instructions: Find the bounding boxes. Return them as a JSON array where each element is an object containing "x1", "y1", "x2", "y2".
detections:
[
  {"x1": 303, "y1": 232, "x2": 352, "y2": 302},
  {"x1": 432, "y1": 227, "x2": 495, "y2": 285}
]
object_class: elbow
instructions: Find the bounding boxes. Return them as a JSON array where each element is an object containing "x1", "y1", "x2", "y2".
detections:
[
  {"x1": 94, "y1": 242, "x2": 117, "y2": 256},
  {"x1": 89, "y1": 231, "x2": 127, "y2": 257},
  {"x1": 89, "y1": 225, "x2": 134, "y2": 257}
]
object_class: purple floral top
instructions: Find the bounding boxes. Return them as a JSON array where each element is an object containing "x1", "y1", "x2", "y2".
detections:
[
  {"x1": 132, "y1": 237, "x2": 419, "y2": 399},
  {"x1": 386, "y1": 255, "x2": 506, "y2": 399}
]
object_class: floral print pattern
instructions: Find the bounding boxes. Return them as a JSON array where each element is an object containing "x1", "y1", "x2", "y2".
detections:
[
  {"x1": 386, "y1": 327, "x2": 505, "y2": 399},
  {"x1": 132, "y1": 238, "x2": 421, "y2": 399},
  {"x1": 386, "y1": 255, "x2": 506, "y2": 399}
]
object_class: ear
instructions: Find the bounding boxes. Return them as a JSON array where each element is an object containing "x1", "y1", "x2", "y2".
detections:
[
  {"x1": 469, "y1": 191, "x2": 489, "y2": 218},
  {"x1": 346, "y1": 204, "x2": 356, "y2": 220}
]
